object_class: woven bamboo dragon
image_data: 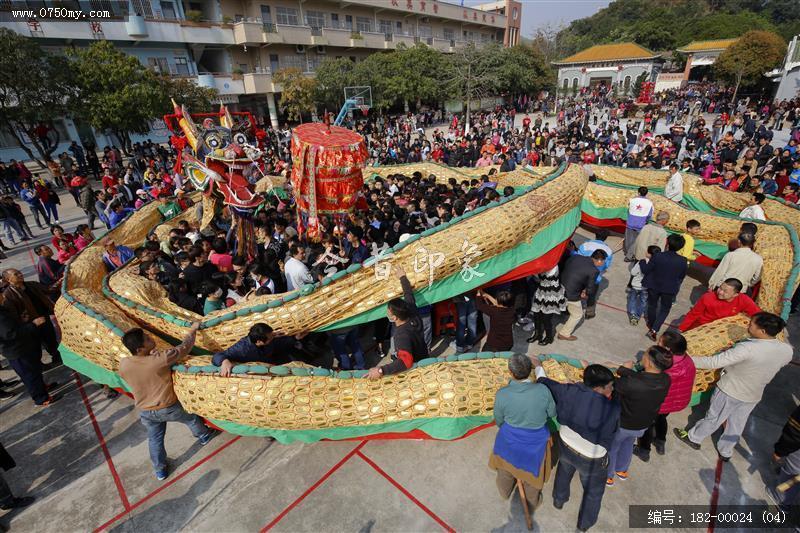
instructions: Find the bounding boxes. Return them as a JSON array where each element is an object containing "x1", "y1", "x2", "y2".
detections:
[{"x1": 55, "y1": 157, "x2": 800, "y2": 442}]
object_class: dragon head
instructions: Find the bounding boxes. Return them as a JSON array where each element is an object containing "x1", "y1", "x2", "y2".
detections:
[{"x1": 169, "y1": 102, "x2": 265, "y2": 212}]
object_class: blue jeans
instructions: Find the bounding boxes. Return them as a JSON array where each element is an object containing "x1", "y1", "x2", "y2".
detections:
[
  {"x1": 138, "y1": 402, "x2": 210, "y2": 472},
  {"x1": 42, "y1": 201, "x2": 58, "y2": 222},
  {"x1": 328, "y1": 327, "x2": 365, "y2": 370},
  {"x1": 553, "y1": 438, "x2": 608, "y2": 531},
  {"x1": 455, "y1": 299, "x2": 477, "y2": 349},
  {"x1": 626, "y1": 288, "x2": 648, "y2": 319},
  {"x1": 0, "y1": 218, "x2": 26, "y2": 243},
  {"x1": 607, "y1": 427, "x2": 646, "y2": 477}
]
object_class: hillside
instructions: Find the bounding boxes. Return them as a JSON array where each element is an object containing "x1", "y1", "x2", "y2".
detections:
[{"x1": 555, "y1": 0, "x2": 799, "y2": 58}]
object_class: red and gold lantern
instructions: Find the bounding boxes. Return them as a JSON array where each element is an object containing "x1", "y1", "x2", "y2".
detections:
[{"x1": 290, "y1": 123, "x2": 368, "y2": 240}]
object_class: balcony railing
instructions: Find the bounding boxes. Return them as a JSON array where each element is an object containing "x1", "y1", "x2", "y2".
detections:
[
  {"x1": 263, "y1": 22, "x2": 277, "y2": 33},
  {"x1": 310, "y1": 26, "x2": 323, "y2": 36}
]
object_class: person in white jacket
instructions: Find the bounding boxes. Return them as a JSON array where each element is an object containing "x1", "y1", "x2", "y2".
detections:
[
  {"x1": 738, "y1": 192, "x2": 766, "y2": 221},
  {"x1": 665, "y1": 163, "x2": 683, "y2": 203},
  {"x1": 674, "y1": 312, "x2": 792, "y2": 461}
]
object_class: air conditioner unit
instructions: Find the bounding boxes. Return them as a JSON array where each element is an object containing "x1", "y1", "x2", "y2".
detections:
[
  {"x1": 295, "y1": 44, "x2": 306, "y2": 54},
  {"x1": 316, "y1": 45, "x2": 326, "y2": 54}
]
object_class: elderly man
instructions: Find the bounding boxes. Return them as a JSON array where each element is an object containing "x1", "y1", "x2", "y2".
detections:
[
  {"x1": 679, "y1": 278, "x2": 761, "y2": 331},
  {"x1": 632, "y1": 210, "x2": 669, "y2": 262},
  {"x1": 708, "y1": 232, "x2": 763, "y2": 290},
  {"x1": 120, "y1": 322, "x2": 217, "y2": 480},
  {"x1": 675, "y1": 312, "x2": 793, "y2": 461},
  {"x1": 489, "y1": 354, "x2": 556, "y2": 516},
  {"x1": 101, "y1": 238, "x2": 134, "y2": 272},
  {"x1": 0, "y1": 288, "x2": 56, "y2": 406},
  {"x1": 1, "y1": 269, "x2": 61, "y2": 366},
  {"x1": 665, "y1": 163, "x2": 683, "y2": 203}
]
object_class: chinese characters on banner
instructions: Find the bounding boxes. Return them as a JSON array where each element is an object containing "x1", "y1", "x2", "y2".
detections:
[{"x1": 373, "y1": 240, "x2": 484, "y2": 288}]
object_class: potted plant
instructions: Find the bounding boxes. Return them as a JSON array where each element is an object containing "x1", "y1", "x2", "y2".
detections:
[
  {"x1": 222, "y1": 15, "x2": 233, "y2": 24},
  {"x1": 232, "y1": 67, "x2": 244, "y2": 80},
  {"x1": 350, "y1": 31, "x2": 363, "y2": 40},
  {"x1": 185, "y1": 10, "x2": 203, "y2": 23}
]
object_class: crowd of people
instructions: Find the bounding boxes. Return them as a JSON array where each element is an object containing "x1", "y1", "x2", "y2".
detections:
[{"x1": 0, "y1": 84, "x2": 798, "y2": 526}]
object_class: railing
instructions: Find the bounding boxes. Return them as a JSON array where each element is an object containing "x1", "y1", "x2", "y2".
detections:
[
  {"x1": 263, "y1": 22, "x2": 277, "y2": 33},
  {"x1": 310, "y1": 26, "x2": 323, "y2": 36},
  {"x1": 384, "y1": 33, "x2": 393, "y2": 41}
]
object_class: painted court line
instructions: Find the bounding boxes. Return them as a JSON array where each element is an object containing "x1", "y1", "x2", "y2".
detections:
[
  {"x1": 74, "y1": 372, "x2": 132, "y2": 512},
  {"x1": 93, "y1": 435, "x2": 242, "y2": 532},
  {"x1": 260, "y1": 441, "x2": 367, "y2": 532},
  {"x1": 706, "y1": 457, "x2": 725, "y2": 533},
  {"x1": 357, "y1": 450, "x2": 456, "y2": 533}
]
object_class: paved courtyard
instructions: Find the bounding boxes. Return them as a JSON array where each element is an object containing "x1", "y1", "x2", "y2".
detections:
[{"x1": 1, "y1": 162, "x2": 799, "y2": 532}]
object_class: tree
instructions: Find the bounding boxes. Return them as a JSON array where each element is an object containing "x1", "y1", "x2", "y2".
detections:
[
  {"x1": 159, "y1": 76, "x2": 216, "y2": 114},
  {"x1": 494, "y1": 45, "x2": 555, "y2": 98},
  {"x1": 314, "y1": 57, "x2": 356, "y2": 113},
  {"x1": 70, "y1": 41, "x2": 167, "y2": 154},
  {"x1": 714, "y1": 30, "x2": 785, "y2": 100},
  {"x1": 273, "y1": 67, "x2": 317, "y2": 123},
  {"x1": 352, "y1": 53, "x2": 397, "y2": 112},
  {"x1": 388, "y1": 44, "x2": 447, "y2": 112},
  {"x1": 632, "y1": 72, "x2": 648, "y2": 97},
  {"x1": 0, "y1": 28, "x2": 78, "y2": 167},
  {"x1": 442, "y1": 43, "x2": 498, "y2": 131}
]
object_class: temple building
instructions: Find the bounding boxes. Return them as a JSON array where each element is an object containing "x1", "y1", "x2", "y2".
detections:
[{"x1": 552, "y1": 43, "x2": 663, "y2": 95}]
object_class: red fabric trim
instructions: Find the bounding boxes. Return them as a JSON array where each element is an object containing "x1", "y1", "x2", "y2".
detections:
[
  {"x1": 485, "y1": 239, "x2": 569, "y2": 287},
  {"x1": 396, "y1": 350, "x2": 413, "y2": 369},
  {"x1": 336, "y1": 422, "x2": 494, "y2": 442}
]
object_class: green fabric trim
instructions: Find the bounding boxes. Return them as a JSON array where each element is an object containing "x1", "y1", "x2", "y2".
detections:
[
  {"x1": 580, "y1": 199, "x2": 729, "y2": 260},
  {"x1": 210, "y1": 415, "x2": 492, "y2": 443},
  {"x1": 62, "y1": 344, "x2": 131, "y2": 392},
  {"x1": 318, "y1": 205, "x2": 582, "y2": 332}
]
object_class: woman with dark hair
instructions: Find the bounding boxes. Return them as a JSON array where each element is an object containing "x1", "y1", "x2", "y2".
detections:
[
  {"x1": 606, "y1": 345, "x2": 672, "y2": 486},
  {"x1": 634, "y1": 331, "x2": 696, "y2": 461},
  {"x1": 167, "y1": 279, "x2": 202, "y2": 315}
]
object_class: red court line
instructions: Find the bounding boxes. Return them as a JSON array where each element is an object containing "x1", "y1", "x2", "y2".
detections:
[
  {"x1": 260, "y1": 441, "x2": 367, "y2": 532},
  {"x1": 357, "y1": 450, "x2": 456, "y2": 533},
  {"x1": 93, "y1": 435, "x2": 242, "y2": 532},
  {"x1": 706, "y1": 457, "x2": 725, "y2": 533},
  {"x1": 74, "y1": 373, "x2": 131, "y2": 512}
]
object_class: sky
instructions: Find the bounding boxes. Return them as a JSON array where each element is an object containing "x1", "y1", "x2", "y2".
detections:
[{"x1": 463, "y1": 0, "x2": 613, "y2": 37}]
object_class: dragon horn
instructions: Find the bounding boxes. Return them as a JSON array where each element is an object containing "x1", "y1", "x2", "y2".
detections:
[
  {"x1": 171, "y1": 98, "x2": 180, "y2": 114},
  {"x1": 178, "y1": 104, "x2": 199, "y2": 151},
  {"x1": 220, "y1": 104, "x2": 235, "y2": 129}
]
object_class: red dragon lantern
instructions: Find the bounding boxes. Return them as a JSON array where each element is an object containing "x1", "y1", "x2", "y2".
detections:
[{"x1": 164, "y1": 101, "x2": 266, "y2": 259}]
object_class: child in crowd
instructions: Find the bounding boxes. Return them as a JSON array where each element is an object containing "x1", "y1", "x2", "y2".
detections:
[
  {"x1": 627, "y1": 245, "x2": 660, "y2": 326},
  {"x1": 678, "y1": 219, "x2": 701, "y2": 263}
]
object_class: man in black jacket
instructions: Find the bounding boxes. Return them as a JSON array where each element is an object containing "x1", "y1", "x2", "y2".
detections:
[
  {"x1": 641, "y1": 234, "x2": 688, "y2": 341},
  {"x1": 558, "y1": 249, "x2": 607, "y2": 341},
  {"x1": 0, "y1": 289, "x2": 55, "y2": 406},
  {"x1": 368, "y1": 265, "x2": 429, "y2": 378}
]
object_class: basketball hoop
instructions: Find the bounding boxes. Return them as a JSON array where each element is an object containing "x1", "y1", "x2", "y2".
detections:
[{"x1": 359, "y1": 105, "x2": 370, "y2": 117}]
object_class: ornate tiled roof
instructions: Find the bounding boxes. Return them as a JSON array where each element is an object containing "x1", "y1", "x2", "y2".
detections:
[
  {"x1": 554, "y1": 42, "x2": 658, "y2": 65},
  {"x1": 677, "y1": 39, "x2": 739, "y2": 53}
]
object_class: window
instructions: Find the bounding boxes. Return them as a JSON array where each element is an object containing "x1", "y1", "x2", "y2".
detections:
[
  {"x1": 345, "y1": 15, "x2": 353, "y2": 30},
  {"x1": 572, "y1": 77, "x2": 579, "y2": 91},
  {"x1": 307, "y1": 54, "x2": 324, "y2": 72},
  {"x1": 160, "y1": 1, "x2": 176, "y2": 19},
  {"x1": 281, "y1": 55, "x2": 306, "y2": 71},
  {"x1": 305, "y1": 10, "x2": 325, "y2": 29},
  {"x1": 90, "y1": 0, "x2": 114, "y2": 13},
  {"x1": 624, "y1": 75, "x2": 631, "y2": 92},
  {"x1": 512, "y1": 7, "x2": 518, "y2": 20},
  {"x1": 239, "y1": 63, "x2": 249, "y2": 74},
  {"x1": 379, "y1": 20, "x2": 392, "y2": 34},
  {"x1": 174, "y1": 57, "x2": 190, "y2": 75},
  {"x1": 443, "y1": 28, "x2": 454, "y2": 40},
  {"x1": 275, "y1": 6, "x2": 299, "y2": 26},
  {"x1": 417, "y1": 24, "x2": 431, "y2": 38},
  {"x1": 130, "y1": 0, "x2": 153, "y2": 17},
  {"x1": 562, "y1": 78, "x2": 569, "y2": 90},
  {"x1": 355, "y1": 16, "x2": 372, "y2": 33},
  {"x1": 395, "y1": 21, "x2": 402, "y2": 34},
  {"x1": 147, "y1": 57, "x2": 169, "y2": 74}
]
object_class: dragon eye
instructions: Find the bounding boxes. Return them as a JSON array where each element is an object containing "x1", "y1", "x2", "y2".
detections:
[
  {"x1": 233, "y1": 133, "x2": 247, "y2": 145},
  {"x1": 205, "y1": 133, "x2": 225, "y2": 149}
]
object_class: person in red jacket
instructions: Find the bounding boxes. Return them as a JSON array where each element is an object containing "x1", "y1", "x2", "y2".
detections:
[
  {"x1": 634, "y1": 330, "x2": 696, "y2": 461},
  {"x1": 678, "y1": 278, "x2": 760, "y2": 332}
]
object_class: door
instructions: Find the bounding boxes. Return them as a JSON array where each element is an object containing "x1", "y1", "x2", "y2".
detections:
[
  {"x1": 260, "y1": 5, "x2": 271, "y2": 23},
  {"x1": 269, "y1": 54, "x2": 279, "y2": 74}
]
